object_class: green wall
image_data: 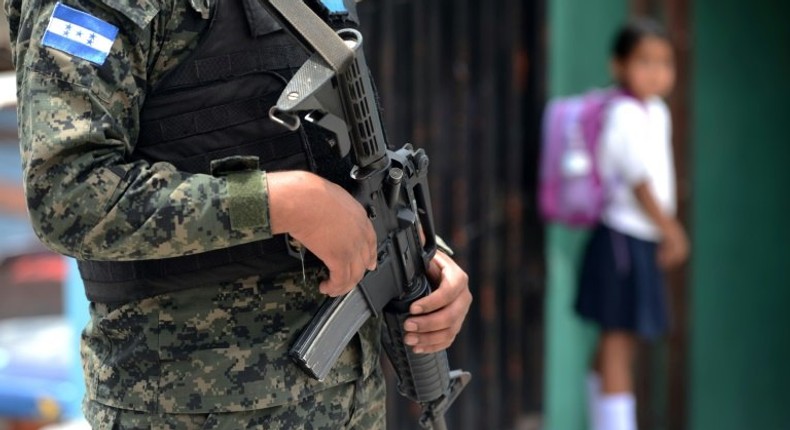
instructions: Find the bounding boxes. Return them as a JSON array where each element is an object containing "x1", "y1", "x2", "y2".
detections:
[
  {"x1": 690, "y1": 1, "x2": 790, "y2": 429},
  {"x1": 544, "y1": 2, "x2": 626, "y2": 430}
]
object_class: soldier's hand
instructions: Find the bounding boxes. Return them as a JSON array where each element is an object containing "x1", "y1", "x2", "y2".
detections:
[
  {"x1": 403, "y1": 251, "x2": 471, "y2": 354},
  {"x1": 267, "y1": 171, "x2": 377, "y2": 297}
]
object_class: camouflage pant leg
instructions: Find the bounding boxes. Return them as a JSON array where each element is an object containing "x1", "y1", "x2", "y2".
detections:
[
  {"x1": 347, "y1": 362, "x2": 386, "y2": 430},
  {"x1": 84, "y1": 365, "x2": 386, "y2": 430},
  {"x1": 84, "y1": 400, "x2": 211, "y2": 430}
]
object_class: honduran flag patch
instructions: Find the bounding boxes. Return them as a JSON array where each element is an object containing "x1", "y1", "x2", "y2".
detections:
[
  {"x1": 321, "y1": 0, "x2": 348, "y2": 13},
  {"x1": 42, "y1": 3, "x2": 119, "y2": 65}
]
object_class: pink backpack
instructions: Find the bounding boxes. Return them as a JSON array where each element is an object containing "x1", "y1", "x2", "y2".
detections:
[{"x1": 538, "y1": 88, "x2": 621, "y2": 227}]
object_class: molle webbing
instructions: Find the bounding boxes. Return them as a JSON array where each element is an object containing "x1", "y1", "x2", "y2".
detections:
[
  {"x1": 138, "y1": 94, "x2": 280, "y2": 145},
  {"x1": 160, "y1": 45, "x2": 308, "y2": 90}
]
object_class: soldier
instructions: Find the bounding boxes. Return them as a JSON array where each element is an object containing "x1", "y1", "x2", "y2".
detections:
[{"x1": 5, "y1": 0, "x2": 472, "y2": 428}]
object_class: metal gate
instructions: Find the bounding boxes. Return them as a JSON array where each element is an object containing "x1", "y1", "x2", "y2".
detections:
[{"x1": 357, "y1": 1, "x2": 548, "y2": 429}]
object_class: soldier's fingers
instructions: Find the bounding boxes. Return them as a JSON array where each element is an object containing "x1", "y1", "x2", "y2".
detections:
[
  {"x1": 404, "y1": 328, "x2": 455, "y2": 350},
  {"x1": 365, "y1": 221, "x2": 378, "y2": 270},
  {"x1": 350, "y1": 258, "x2": 368, "y2": 287},
  {"x1": 319, "y1": 279, "x2": 340, "y2": 297},
  {"x1": 322, "y1": 281, "x2": 356, "y2": 297},
  {"x1": 425, "y1": 255, "x2": 443, "y2": 282},
  {"x1": 320, "y1": 263, "x2": 352, "y2": 296},
  {"x1": 417, "y1": 252, "x2": 468, "y2": 310},
  {"x1": 367, "y1": 238, "x2": 378, "y2": 271},
  {"x1": 347, "y1": 216, "x2": 375, "y2": 273},
  {"x1": 405, "y1": 297, "x2": 467, "y2": 334},
  {"x1": 337, "y1": 256, "x2": 368, "y2": 296},
  {"x1": 410, "y1": 267, "x2": 468, "y2": 315},
  {"x1": 405, "y1": 331, "x2": 455, "y2": 354}
]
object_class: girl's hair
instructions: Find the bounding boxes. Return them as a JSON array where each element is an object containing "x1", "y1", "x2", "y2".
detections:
[{"x1": 611, "y1": 18, "x2": 671, "y2": 60}]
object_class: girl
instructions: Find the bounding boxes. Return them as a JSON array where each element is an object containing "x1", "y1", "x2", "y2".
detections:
[{"x1": 575, "y1": 18, "x2": 689, "y2": 430}]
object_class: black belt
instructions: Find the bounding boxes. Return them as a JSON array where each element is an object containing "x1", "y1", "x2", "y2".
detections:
[{"x1": 79, "y1": 236, "x2": 321, "y2": 304}]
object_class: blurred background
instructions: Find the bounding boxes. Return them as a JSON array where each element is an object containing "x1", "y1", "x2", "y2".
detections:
[{"x1": 0, "y1": 0, "x2": 788, "y2": 429}]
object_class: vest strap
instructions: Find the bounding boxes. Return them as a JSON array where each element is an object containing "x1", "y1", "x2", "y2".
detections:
[{"x1": 79, "y1": 237, "x2": 321, "y2": 303}]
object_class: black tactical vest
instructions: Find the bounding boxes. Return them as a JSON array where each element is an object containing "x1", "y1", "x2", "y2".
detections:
[{"x1": 79, "y1": 0, "x2": 357, "y2": 303}]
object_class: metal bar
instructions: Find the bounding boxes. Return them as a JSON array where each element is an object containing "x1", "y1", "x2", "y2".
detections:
[
  {"x1": 662, "y1": 0, "x2": 691, "y2": 428},
  {"x1": 357, "y1": 0, "x2": 548, "y2": 427},
  {"x1": 504, "y1": 0, "x2": 527, "y2": 422}
]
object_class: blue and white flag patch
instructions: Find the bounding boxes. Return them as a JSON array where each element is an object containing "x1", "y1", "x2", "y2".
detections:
[
  {"x1": 321, "y1": 0, "x2": 348, "y2": 13},
  {"x1": 42, "y1": 3, "x2": 118, "y2": 65}
]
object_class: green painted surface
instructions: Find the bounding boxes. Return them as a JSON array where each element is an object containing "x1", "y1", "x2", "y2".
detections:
[
  {"x1": 544, "y1": 225, "x2": 598, "y2": 430},
  {"x1": 689, "y1": 1, "x2": 790, "y2": 430},
  {"x1": 543, "y1": 2, "x2": 626, "y2": 430}
]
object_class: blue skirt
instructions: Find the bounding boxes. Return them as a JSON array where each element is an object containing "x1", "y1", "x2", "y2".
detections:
[{"x1": 575, "y1": 224, "x2": 670, "y2": 339}]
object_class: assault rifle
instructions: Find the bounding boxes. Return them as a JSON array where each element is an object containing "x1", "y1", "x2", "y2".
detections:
[{"x1": 259, "y1": 1, "x2": 470, "y2": 428}]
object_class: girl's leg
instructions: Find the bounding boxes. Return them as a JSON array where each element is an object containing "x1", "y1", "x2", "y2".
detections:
[
  {"x1": 592, "y1": 330, "x2": 638, "y2": 430},
  {"x1": 597, "y1": 331, "x2": 637, "y2": 393}
]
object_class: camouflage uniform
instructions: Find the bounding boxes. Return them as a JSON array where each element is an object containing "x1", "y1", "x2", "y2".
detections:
[{"x1": 5, "y1": 0, "x2": 384, "y2": 427}]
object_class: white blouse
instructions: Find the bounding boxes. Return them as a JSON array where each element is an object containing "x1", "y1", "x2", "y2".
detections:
[{"x1": 598, "y1": 96, "x2": 676, "y2": 242}]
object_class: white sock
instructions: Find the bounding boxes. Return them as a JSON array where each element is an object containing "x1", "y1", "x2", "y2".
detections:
[
  {"x1": 586, "y1": 372, "x2": 602, "y2": 429},
  {"x1": 596, "y1": 392, "x2": 636, "y2": 430}
]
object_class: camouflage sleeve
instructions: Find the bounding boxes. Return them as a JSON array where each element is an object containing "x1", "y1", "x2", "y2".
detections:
[{"x1": 8, "y1": 0, "x2": 275, "y2": 261}]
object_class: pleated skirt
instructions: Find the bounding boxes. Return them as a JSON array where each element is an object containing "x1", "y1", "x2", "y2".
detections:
[{"x1": 575, "y1": 224, "x2": 670, "y2": 339}]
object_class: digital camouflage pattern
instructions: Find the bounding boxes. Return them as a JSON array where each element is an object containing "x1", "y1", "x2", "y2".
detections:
[
  {"x1": 6, "y1": 0, "x2": 384, "y2": 426},
  {"x1": 82, "y1": 268, "x2": 383, "y2": 416},
  {"x1": 83, "y1": 364, "x2": 385, "y2": 429},
  {"x1": 6, "y1": 0, "x2": 272, "y2": 260}
]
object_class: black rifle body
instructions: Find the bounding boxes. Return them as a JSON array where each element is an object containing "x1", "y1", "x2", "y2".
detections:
[{"x1": 260, "y1": 1, "x2": 470, "y2": 428}]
